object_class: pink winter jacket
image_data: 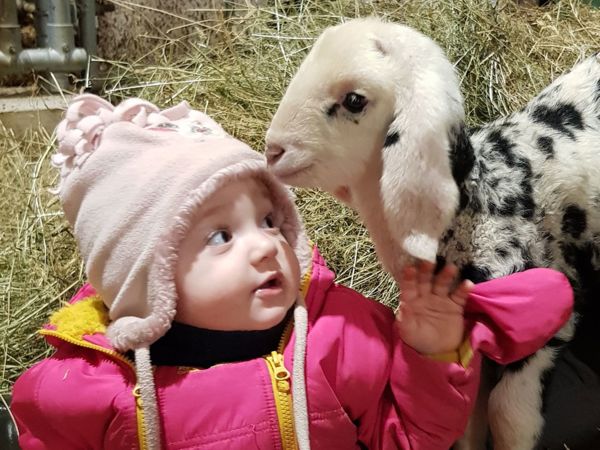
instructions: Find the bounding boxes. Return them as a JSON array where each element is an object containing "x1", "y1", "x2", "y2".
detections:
[{"x1": 12, "y1": 248, "x2": 573, "y2": 450}]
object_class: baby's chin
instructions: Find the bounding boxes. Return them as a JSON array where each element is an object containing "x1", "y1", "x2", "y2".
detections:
[
  {"x1": 248, "y1": 305, "x2": 294, "y2": 330},
  {"x1": 177, "y1": 301, "x2": 295, "y2": 331}
]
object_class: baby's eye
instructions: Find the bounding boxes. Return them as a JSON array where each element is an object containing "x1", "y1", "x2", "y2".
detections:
[
  {"x1": 261, "y1": 214, "x2": 275, "y2": 229},
  {"x1": 207, "y1": 230, "x2": 231, "y2": 246}
]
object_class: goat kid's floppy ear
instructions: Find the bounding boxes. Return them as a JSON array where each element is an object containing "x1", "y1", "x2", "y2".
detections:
[
  {"x1": 378, "y1": 122, "x2": 460, "y2": 266},
  {"x1": 379, "y1": 161, "x2": 440, "y2": 264}
]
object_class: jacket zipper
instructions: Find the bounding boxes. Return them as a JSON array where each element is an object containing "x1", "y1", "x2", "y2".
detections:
[
  {"x1": 39, "y1": 329, "x2": 148, "y2": 450},
  {"x1": 265, "y1": 350, "x2": 297, "y2": 450},
  {"x1": 39, "y1": 260, "x2": 313, "y2": 450},
  {"x1": 265, "y1": 266, "x2": 311, "y2": 449},
  {"x1": 132, "y1": 385, "x2": 148, "y2": 450},
  {"x1": 264, "y1": 317, "x2": 297, "y2": 450}
]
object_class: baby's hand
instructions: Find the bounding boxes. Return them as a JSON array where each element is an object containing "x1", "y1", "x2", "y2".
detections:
[{"x1": 395, "y1": 262, "x2": 473, "y2": 355}]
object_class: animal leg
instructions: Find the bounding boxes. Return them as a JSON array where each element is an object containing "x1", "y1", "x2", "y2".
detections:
[{"x1": 488, "y1": 347, "x2": 557, "y2": 450}]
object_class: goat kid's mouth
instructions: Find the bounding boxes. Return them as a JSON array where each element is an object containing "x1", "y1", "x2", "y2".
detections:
[{"x1": 270, "y1": 162, "x2": 314, "y2": 184}]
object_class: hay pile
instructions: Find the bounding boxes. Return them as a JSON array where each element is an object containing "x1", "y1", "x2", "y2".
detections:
[{"x1": 2, "y1": 0, "x2": 600, "y2": 394}]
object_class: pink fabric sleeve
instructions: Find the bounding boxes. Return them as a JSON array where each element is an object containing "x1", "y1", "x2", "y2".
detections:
[
  {"x1": 362, "y1": 267, "x2": 573, "y2": 450},
  {"x1": 69, "y1": 282, "x2": 96, "y2": 303},
  {"x1": 11, "y1": 343, "x2": 138, "y2": 449},
  {"x1": 466, "y1": 268, "x2": 573, "y2": 364}
]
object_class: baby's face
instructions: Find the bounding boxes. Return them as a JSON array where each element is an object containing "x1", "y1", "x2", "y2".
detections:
[{"x1": 175, "y1": 177, "x2": 301, "y2": 330}]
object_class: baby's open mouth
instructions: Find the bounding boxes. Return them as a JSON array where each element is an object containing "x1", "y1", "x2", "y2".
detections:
[{"x1": 257, "y1": 277, "x2": 281, "y2": 290}]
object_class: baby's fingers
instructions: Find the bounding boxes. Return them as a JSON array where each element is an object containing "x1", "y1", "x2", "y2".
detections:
[
  {"x1": 399, "y1": 266, "x2": 419, "y2": 303},
  {"x1": 417, "y1": 261, "x2": 435, "y2": 297},
  {"x1": 450, "y1": 279, "x2": 473, "y2": 307},
  {"x1": 432, "y1": 264, "x2": 458, "y2": 296}
]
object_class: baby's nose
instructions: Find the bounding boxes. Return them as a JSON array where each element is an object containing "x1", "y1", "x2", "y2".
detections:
[{"x1": 249, "y1": 233, "x2": 278, "y2": 263}]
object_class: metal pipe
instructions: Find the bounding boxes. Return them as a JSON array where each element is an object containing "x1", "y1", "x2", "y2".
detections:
[
  {"x1": 79, "y1": 0, "x2": 98, "y2": 85},
  {"x1": 0, "y1": 0, "x2": 91, "y2": 86},
  {"x1": 79, "y1": 0, "x2": 97, "y2": 58},
  {"x1": 37, "y1": 0, "x2": 75, "y2": 52},
  {"x1": 0, "y1": 0, "x2": 23, "y2": 65},
  {"x1": 36, "y1": 0, "x2": 75, "y2": 51},
  {"x1": 20, "y1": 47, "x2": 87, "y2": 70},
  {"x1": 35, "y1": 0, "x2": 82, "y2": 89},
  {"x1": 0, "y1": 47, "x2": 88, "y2": 74}
]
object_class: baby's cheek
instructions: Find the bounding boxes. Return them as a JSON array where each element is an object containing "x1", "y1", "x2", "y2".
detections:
[{"x1": 283, "y1": 244, "x2": 301, "y2": 285}]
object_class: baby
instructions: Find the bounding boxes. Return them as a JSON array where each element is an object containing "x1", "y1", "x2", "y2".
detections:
[{"x1": 11, "y1": 95, "x2": 573, "y2": 450}]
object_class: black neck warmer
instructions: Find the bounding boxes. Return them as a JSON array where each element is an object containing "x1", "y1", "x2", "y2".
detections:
[{"x1": 148, "y1": 308, "x2": 293, "y2": 368}]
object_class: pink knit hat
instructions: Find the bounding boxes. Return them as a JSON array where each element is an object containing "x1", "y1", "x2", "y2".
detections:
[
  {"x1": 54, "y1": 93, "x2": 311, "y2": 350},
  {"x1": 53, "y1": 94, "x2": 312, "y2": 450}
]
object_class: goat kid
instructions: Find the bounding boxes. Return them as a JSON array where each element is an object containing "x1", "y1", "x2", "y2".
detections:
[{"x1": 266, "y1": 17, "x2": 600, "y2": 450}]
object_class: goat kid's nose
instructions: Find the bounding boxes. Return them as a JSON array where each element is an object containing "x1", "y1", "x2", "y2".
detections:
[{"x1": 265, "y1": 143, "x2": 285, "y2": 165}]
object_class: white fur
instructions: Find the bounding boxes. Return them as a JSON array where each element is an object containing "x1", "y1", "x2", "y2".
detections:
[
  {"x1": 488, "y1": 347, "x2": 557, "y2": 450},
  {"x1": 267, "y1": 17, "x2": 600, "y2": 450},
  {"x1": 267, "y1": 17, "x2": 462, "y2": 276}
]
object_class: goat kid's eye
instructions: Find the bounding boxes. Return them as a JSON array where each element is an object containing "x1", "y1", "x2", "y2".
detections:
[
  {"x1": 207, "y1": 230, "x2": 232, "y2": 246},
  {"x1": 342, "y1": 92, "x2": 367, "y2": 113}
]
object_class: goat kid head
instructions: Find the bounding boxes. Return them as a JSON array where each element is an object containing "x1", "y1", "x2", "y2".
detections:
[{"x1": 267, "y1": 18, "x2": 465, "y2": 273}]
